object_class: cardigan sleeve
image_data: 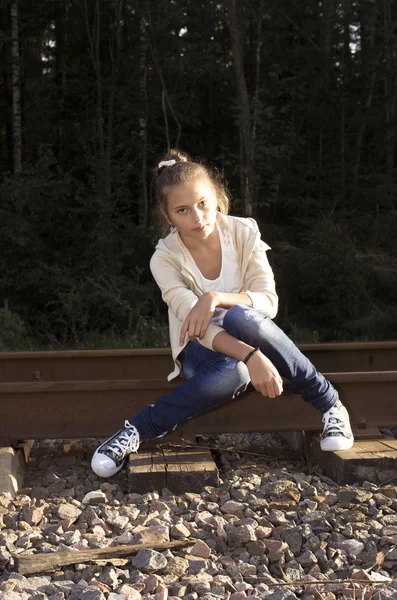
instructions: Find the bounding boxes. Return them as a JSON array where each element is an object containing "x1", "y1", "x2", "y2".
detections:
[
  {"x1": 150, "y1": 251, "x2": 224, "y2": 350},
  {"x1": 244, "y1": 236, "x2": 279, "y2": 319}
]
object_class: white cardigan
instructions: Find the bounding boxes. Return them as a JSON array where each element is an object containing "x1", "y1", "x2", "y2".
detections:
[{"x1": 150, "y1": 213, "x2": 279, "y2": 380}]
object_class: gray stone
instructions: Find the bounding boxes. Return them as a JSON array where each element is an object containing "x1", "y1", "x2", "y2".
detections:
[
  {"x1": 268, "y1": 510, "x2": 289, "y2": 526},
  {"x1": 132, "y1": 526, "x2": 169, "y2": 545},
  {"x1": 7, "y1": 574, "x2": 52, "y2": 592},
  {"x1": 235, "y1": 562, "x2": 256, "y2": 576},
  {"x1": 335, "y1": 539, "x2": 365, "y2": 557},
  {"x1": 300, "y1": 512, "x2": 329, "y2": 527},
  {"x1": 265, "y1": 480, "x2": 297, "y2": 496},
  {"x1": 131, "y1": 548, "x2": 168, "y2": 573},
  {"x1": 264, "y1": 590, "x2": 298, "y2": 600},
  {"x1": 337, "y1": 489, "x2": 373, "y2": 503},
  {"x1": 246, "y1": 540, "x2": 266, "y2": 555},
  {"x1": 57, "y1": 503, "x2": 82, "y2": 522},
  {"x1": 296, "y1": 550, "x2": 318, "y2": 568},
  {"x1": 371, "y1": 590, "x2": 397, "y2": 600},
  {"x1": 0, "y1": 593, "x2": 31, "y2": 600},
  {"x1": 48, "y1": 593, "x2": 65, "y2": 600},
  {"x1": 381, "y1": 514, "x2": 397, "y2": 526},
  {"x1": 80, "y1": 588, "x2": 105, "y2": 600},
  {"x1": 189, "y1": 581, "x2": 211, "y2": 595},
  {"x1": 82, "y1": 491, "x2": 107, "y2": 505},
  {"x1": 301, "y1": 485, "x2": 318, "y2": 498},
  {"x1": 281, "y1": 529, "x2": 303, "y2": 556},
  {"x1": 187, "y1": 557, "x2": 208, "y2": 574},
  {"x1": 284, "y1": 567, "x2": 303, "y2": 581},
  {"x1": 227, "y1": 524, "x2": 256, "y2": 547},
  {"x1": 105, "y1": 514, "x2": 129, "y2": 531},
  {"x1": 211, "y1": 587, "x2": 226, "y2": 597},
  {"x1": 163, "y1": 556, "x2": 189, "y2": 578}
]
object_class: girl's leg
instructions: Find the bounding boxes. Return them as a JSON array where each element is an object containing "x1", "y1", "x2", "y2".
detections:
[
  {"x1": 91, "y1": 341, "x2": 250, "y2": 477},
  {"x1": 223, "y1": 304, "x2": 336, "y2": 413},
  {"x1": 222, "y1": 304, "x2": 354, "y2": 452},
  {"x1": 131, "y1": 340, "x2": 250, "y2": 440}
]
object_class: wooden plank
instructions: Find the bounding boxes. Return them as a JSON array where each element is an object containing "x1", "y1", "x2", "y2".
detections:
[
  {"x1": 163, "y1": 448, "x2": 219, "y2": 493},
  {"x1": 308, "y1": 436, "x2": 397, "y2": 485},
  {"x1": 381, "y1": 439, "x2": 397, "y2": 450},
  {"x1": 16, "y1": 540, "x2": 194, "y2": 576},
  {"x1": 334, "y1": 450, "x2": 360, "y2": 459},
  {"x1": 128, "y1": 451, "x2": 167, "y2": 492},
  {"x1": 128, "y1": 448, "x2": 219, "y2": 494},
  {"x1": 352, "y1": 441, "x2": 389, "y2": 452}
]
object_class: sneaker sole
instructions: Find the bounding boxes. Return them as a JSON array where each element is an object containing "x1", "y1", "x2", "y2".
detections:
[
  {"x1": 91, "y1": 451, "x2": 127, "y2": 478},
  {"x1": 320, "y1": 437, "x2": 354, "y2": 452}
]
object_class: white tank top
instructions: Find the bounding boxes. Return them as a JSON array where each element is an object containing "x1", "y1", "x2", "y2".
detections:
[{"x1": 200, "y1": 223, "x2": 241, "y2": 326}]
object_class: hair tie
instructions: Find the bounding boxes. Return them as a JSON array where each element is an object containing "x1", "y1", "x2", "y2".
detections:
[{"x1": 158, "y1": 159, "x2": 176, "y2": 169}]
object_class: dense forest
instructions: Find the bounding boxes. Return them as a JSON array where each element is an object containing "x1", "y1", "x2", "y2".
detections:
[{"x1": 1, "y1": 0, "x2": 397, "y2": 350}]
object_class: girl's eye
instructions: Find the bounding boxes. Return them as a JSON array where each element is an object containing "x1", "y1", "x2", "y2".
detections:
[
  {"x1": 177, "y1": 208, "x2": 187, "y2": 214},
  {"x1": 199, "y1": 200, "x2": 207, "y2": 207}
]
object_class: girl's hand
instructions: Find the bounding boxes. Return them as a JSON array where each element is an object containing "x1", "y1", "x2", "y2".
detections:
[
  {"x1": 246, "y1": 350, "x2": 283, "y2": 398},
  {"x1": 180, "y1": 292, "x2": 218, "y2": 344}
]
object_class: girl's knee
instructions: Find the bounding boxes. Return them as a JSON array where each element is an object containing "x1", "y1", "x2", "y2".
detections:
[
  {"x1": 225, "y1": 359, "x2": 250, "y2": 396},
  {"x1": 223, "y1": 304, "x2": 251, "y2": 330},
  {"x1": 211, "y1": 355, "x2": 250, "y2": 392},
  {"x1": 223, "y1": 303, "x2": 268, "y2": 335}
]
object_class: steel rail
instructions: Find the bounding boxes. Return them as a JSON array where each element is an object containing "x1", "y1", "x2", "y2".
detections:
[
  {"x1": 1, "y1": 370, "x2": 397, "y2": 445},
  {"x1": 1, "y1": 341, "x2": 397, "y2": 383}
]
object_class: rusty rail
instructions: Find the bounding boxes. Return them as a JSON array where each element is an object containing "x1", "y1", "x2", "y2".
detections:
[
  {"x1": 1, "y1": 341, "x2": 397, "y2": 382},
  {"x1": 1, "y1": 343, "x2": 397, "y2": 445}
]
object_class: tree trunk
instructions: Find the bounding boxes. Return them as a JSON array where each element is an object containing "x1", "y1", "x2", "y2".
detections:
[
  {"x1": 227, "y1": 0, "x2": 253, "y2": 217},
  {"x1": 339, "y1": 0, "x2": 352, "y2": 206},
  {"x1": 322, "y1": 0, "x2": 334, "y2": 94},
  {"x1": 83, "y1": 0, "x2": 108, "y2": 240},
  {"x1": 10, "y1": 0, "x2": 21, "y2": 174},
  {"x1": 55, "y1": 1, "x2": 67, "y2": 173},
  {"x1": 106, "y1": 0, "x2": 124, "y2": 203},
  {"x1": 353, "y1": 14, "x2": 397, "y2": 193},
  {"x1": 138, "y1": 8, "x2": 149, "y2": 228},
  {"x1": 145, "y1": 0, "x2": 181, "y2": 149},
  {"x1": 252, "y1": 1, "x2": 263, "y2": 209},
  {"x1": 383, "y1": 0, "x2": 397, "y2": 191},
  {"x1": 1, "y1": 0, "x2": 13, "y2": 172}
]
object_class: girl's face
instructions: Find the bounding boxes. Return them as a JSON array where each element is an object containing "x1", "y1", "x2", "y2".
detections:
[{"x1": 165, "y1": 178, "x2": 218, "y2": 243}]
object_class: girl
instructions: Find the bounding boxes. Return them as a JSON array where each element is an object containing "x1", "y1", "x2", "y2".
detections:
[{"x1": 91, "y1": 149, "x2": 354, "y2": 478}]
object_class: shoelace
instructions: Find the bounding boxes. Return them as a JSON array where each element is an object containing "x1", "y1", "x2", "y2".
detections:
[
  {"x1": 109, "y1": 420, "x2": 140, "y2": 456},
  {"x1": 322, "y1": 407, "x2": 346, "y2": 436}
]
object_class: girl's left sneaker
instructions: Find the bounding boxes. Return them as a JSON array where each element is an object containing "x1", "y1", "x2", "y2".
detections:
[
  {"x1": 91, "y1": 420, "x2": 140, "y2": 477},
  {"x1": 320, "y1": 399, "x2": 354, "y2": 451}
]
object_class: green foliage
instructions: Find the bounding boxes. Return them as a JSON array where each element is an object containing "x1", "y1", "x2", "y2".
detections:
[
  {"x1": 0, "y1": 308, "x2": 30, "y2": 351},
  {"x1": 1, "y1": 0, "x2": 397, "y2": 348}
]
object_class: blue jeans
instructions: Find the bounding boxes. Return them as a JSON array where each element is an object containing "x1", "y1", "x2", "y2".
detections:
[{"x1": 132, "y1": 305, "x2": 338, "y2": 440}]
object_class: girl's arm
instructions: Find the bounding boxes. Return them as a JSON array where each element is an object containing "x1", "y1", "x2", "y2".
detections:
[
  {"x1": 179, "y1": 291, "x2": 252, "y2": 344},
  {"x1": 179, "y1": 241, "x2": 277, "y2": 344},
  {"x1": 181, "y1": 226, "x2": 278, "y2": 344},
  {"x1": 212, "y1": 330, "x2": 283, "y2": 398},
  {"x1": 180, "y1": 294, "x2": 284, "y2": 398},
  {"x1": 150, "y1": 251, "x2": 225, "y2": 351},
  {"x1": 243, "y1": 238, "x2": 278, "y2": 318}
]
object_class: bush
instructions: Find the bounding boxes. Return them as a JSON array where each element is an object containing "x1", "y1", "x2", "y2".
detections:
[{"x1": 0, "y1": 308, "x2": 31, "y2": 350}]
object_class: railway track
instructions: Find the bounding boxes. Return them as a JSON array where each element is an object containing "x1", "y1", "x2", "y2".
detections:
[{"x1": 1, "y1": 342, "x2": 397, "y2": 446}]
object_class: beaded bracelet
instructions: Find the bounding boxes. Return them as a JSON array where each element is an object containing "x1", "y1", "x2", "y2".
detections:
[{"x1": 243, "y1": 347, "x2": 260, "y2": 365}]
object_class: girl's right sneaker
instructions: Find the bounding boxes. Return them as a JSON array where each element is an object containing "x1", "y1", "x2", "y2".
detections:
[
  {"x1": 91, "y1": 420, "x2": 140, "y2": 477},
  {"x1": 320, "y1": 400, "x2": 354, "y2": 451}
]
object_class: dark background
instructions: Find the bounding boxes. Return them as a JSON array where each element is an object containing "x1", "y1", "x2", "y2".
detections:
[{"x1": 1, "y1": 0, "x2": 397, "y2": 350}]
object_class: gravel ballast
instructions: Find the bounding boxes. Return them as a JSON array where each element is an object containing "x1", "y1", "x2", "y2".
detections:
[{"x1": 0, "y1": 435, "x2": 396, "y2": 600}]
